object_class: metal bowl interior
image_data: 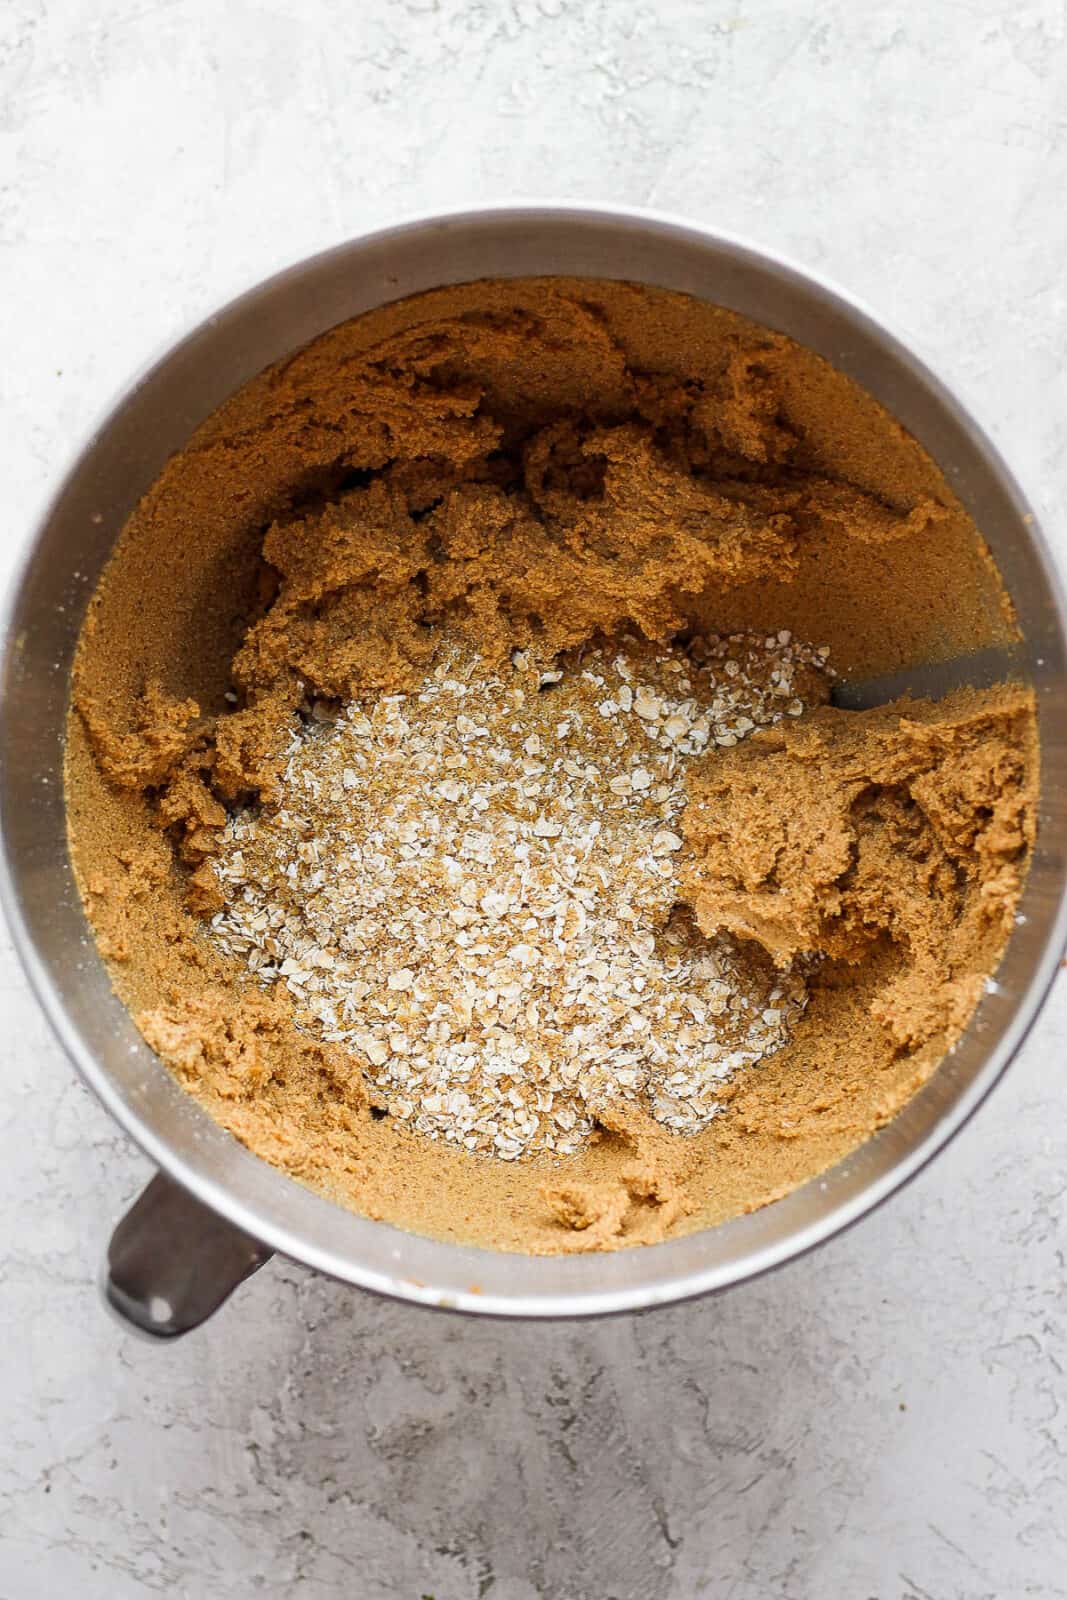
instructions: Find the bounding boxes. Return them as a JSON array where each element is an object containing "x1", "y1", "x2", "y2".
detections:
[{"x1": 2, "y1": 204, "x2": 1066, "y2": 1317}]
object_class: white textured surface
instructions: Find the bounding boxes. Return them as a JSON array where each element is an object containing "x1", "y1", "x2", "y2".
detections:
[{"x1": 2, "y1": 2, "x2": 1067, "y2": 1595}]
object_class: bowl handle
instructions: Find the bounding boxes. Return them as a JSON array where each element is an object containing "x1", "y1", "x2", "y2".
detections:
[{"x1": 103, "y1": 1172, "x2": 272, "y2": 1339}]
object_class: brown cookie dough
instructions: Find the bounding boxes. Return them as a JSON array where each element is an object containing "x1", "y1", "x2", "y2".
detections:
[
  {"x1": 684, "y1": 683, "x2": 1035, "y2": 1047},
  {"x1": 64, "y1": 277, "x2": 1036, "y2": 1254}
]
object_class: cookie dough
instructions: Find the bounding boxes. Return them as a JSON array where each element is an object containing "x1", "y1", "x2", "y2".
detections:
[{"x1": 65, "y1": 277, "x2": 1037, "y2": 1253}]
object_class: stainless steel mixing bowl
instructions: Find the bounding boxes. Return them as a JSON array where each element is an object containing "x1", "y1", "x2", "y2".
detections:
[{"x1": 2, "y1": 205, "x2": 1065, "y2": 1336}]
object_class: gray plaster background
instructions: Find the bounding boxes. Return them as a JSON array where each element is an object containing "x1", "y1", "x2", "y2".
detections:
[{"x1": 2, "y1": 2, "x2": 1067, "y2": 1596}]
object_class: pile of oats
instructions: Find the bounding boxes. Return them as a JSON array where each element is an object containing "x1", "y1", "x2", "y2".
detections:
[{"x1": 209, "y1": 631, "x2": 829, "y2": 1160}]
